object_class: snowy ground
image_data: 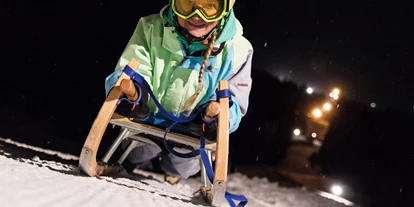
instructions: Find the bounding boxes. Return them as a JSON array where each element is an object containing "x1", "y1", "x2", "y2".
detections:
[{"x1": 0, "y1": 137, "x2": 357, "y2": 207}]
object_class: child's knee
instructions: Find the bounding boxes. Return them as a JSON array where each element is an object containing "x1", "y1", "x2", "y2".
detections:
[{"x1": 161, "y1": 155, "x2": 200, "y2": 179}]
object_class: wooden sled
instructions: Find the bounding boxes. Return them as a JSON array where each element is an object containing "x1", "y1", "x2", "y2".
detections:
[{"x1": 79, "y1": 58, "x2": 230, "y2": 206}]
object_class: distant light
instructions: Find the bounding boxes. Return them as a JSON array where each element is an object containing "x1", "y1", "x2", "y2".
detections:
[
  {"x1": 323, "y1": 103, "x2": 332, "y2": 111},
  {"x1": 329, "y1": 92, "x2": 339, "y2": 100},
  {"x1": 370, "y1": 102, "x2": 377, "y2": 108},
  {"x1": 312, "y1": 109, "x2": 322, "y2": 118},
  {"x1": 311, "y1": 132, "x2": 317, "y2": 138},
  {"x1": 333, "y1": 88, "x2": 340, "y2": 95},
  {"x1": 331, "y1": 185, "x2": 343, "y2": 196},
  {"x1": 313, "y1": 139, "x2": 322, "y2": 146},
  {"x1": 306, "y1": 87, "x2": 314, "y2": 94},
  {"x1": 293, "y1": 129, "x2": 301, "y2": 136}
]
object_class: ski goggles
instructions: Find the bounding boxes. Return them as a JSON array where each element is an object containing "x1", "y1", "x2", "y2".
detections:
[{"x1": 171, "y1": 0, "x2": 228, "y2": 23}]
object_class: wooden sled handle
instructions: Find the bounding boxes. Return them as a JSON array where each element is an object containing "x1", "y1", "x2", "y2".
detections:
[
  {"x1": 120, "y1": 79, "x2": 138, "y2": 101},
  {"x1": 214, "y1": 80, "x2": 229, "y2": 182},
  {"x1": 204, "y1": 101, "x2": 220, "y2": 121},
  {"x1": 210, "y1": 80, "x2": 230, "y2": 207},
  {"x1": 79, "y1": 59, "x2": 140, "y2": 177}
]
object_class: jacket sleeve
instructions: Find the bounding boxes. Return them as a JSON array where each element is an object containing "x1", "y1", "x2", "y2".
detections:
[
  {"x1": 227, "y1": 49, "x2": 253, "y2": 133},
  {"x1": 105, "y1": 18, "x2": 153, "y2": 96}
]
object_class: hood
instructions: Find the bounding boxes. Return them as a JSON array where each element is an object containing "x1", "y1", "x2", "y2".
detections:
[{"x1": 161, "y1": 5, "x2": 241, "y2": 55}]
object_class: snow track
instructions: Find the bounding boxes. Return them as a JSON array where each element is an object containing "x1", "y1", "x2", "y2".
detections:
[{"x1": 0, "y1": 138, "x2": 352, "y2": 207}]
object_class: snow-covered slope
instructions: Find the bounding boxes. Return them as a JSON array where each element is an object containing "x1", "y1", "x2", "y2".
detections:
[{"x1": 0, "y1": 138, "x2": 353, "y2": 207}]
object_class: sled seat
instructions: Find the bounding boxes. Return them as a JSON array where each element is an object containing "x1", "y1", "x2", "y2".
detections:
[
  {"x1": 79, "y1": 58, "x2": 232, "y2": 206},
  {"x1": 101, "y1": 112, "x2": 217, "y2": 178},
  {"x1": 108, "y1": 113, "x2": 217, "y2": 152}
]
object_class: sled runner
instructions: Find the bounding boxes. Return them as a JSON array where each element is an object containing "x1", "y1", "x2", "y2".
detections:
[{"x1": 78, "y1": 59, "x2": 247, "y2": 207}]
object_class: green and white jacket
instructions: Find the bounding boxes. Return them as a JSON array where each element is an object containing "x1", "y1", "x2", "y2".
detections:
[{"x1": 105, "y1": 5, "x2": 253, "y2": 133}]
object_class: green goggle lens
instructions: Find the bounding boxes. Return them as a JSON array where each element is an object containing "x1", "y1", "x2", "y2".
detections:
[{"x1": 172, "y1": 0, "x2": 227, "y2": 22}]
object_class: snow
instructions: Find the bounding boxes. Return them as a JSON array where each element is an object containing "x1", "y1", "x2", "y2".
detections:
[{"x1": 0, "y1": 137, "x2": 356, "y2": 207}]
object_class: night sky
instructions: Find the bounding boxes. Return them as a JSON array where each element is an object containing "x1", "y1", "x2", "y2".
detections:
[
  {"x1": 236, "y1": 1, "x2": 413, "y2": 111},
  {"x1": 2, "y1": 0, "x2": 414, "y2": 206},
  {"x1": 4, "y1": 1, "x2": 413, "y2": 111}
]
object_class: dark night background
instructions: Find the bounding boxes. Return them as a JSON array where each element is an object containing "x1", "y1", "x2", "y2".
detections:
[{"x1": 2, "y1": 0, "x2": 414, "y2": 206}]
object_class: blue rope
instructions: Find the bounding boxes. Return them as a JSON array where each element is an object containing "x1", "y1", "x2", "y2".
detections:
[
  {"x1": 199, "y1": 143, "x2": 248, "y2": 207},
  {"x1": 162, "y1": 127, "x2": 248, "y2": 207},
  {"x1": 123, "y1": 65, "x2": 201, "y2": 123},
  {"x1": 117, "y1": 82, "x2": 143, "y2": 105},
  {"x1": 122, "y1": 65, "x2": 247, "y2": 206},
  {"x1": 162, "y1": 121, "x2": 201, "y2": 158}
]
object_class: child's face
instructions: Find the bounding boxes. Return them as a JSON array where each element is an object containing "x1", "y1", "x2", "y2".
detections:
[{"x1": 177, "y1": 14, "x2": 219, "y2": 38}]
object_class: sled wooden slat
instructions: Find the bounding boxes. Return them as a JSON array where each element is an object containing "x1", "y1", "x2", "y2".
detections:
[
  {"x1": 79, "y1": 59, "x2": 140, "y2": 177},
  {"x1": 210, "y1": 80, "x2": 230, "y2": 207},
  {"x1": 109, "y1": 113, "x2": 217, "y2": 151},
  {"x1": 214, "y1": 80, "x2": 229, "y2": 182}
]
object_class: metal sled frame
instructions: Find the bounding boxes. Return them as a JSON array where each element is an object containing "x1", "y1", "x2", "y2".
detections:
[{"x1": 79, "y1": 59, "x2": 230, "y2": 206}]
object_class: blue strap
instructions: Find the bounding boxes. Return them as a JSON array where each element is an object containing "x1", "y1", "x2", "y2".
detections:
[
  {"x1": 123, "y1": 65, "x2": 201, "y2": 123},
  {"x1": 199, "y1": 147, "x2": 248, "y2": 207},
  {"x1": 216, "y1": 88, "x2": 234, "y2": 108},
  {"x1": 162, "y1": 128, "x2": 248, "y2": 207},
  {"x1": 123, "y1": 65, "x2": 247, "y2": 206},
  {"x1": 162, "y1": 121, "x2": 201, "y2": 158},
  {"x1": 117, "y1": 82, "x2": 143, "y2": 105}
]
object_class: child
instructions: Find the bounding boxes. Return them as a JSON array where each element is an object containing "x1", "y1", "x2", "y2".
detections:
[{"x1": 105, "y1": 0, "x2": 253, "y2": 182}]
